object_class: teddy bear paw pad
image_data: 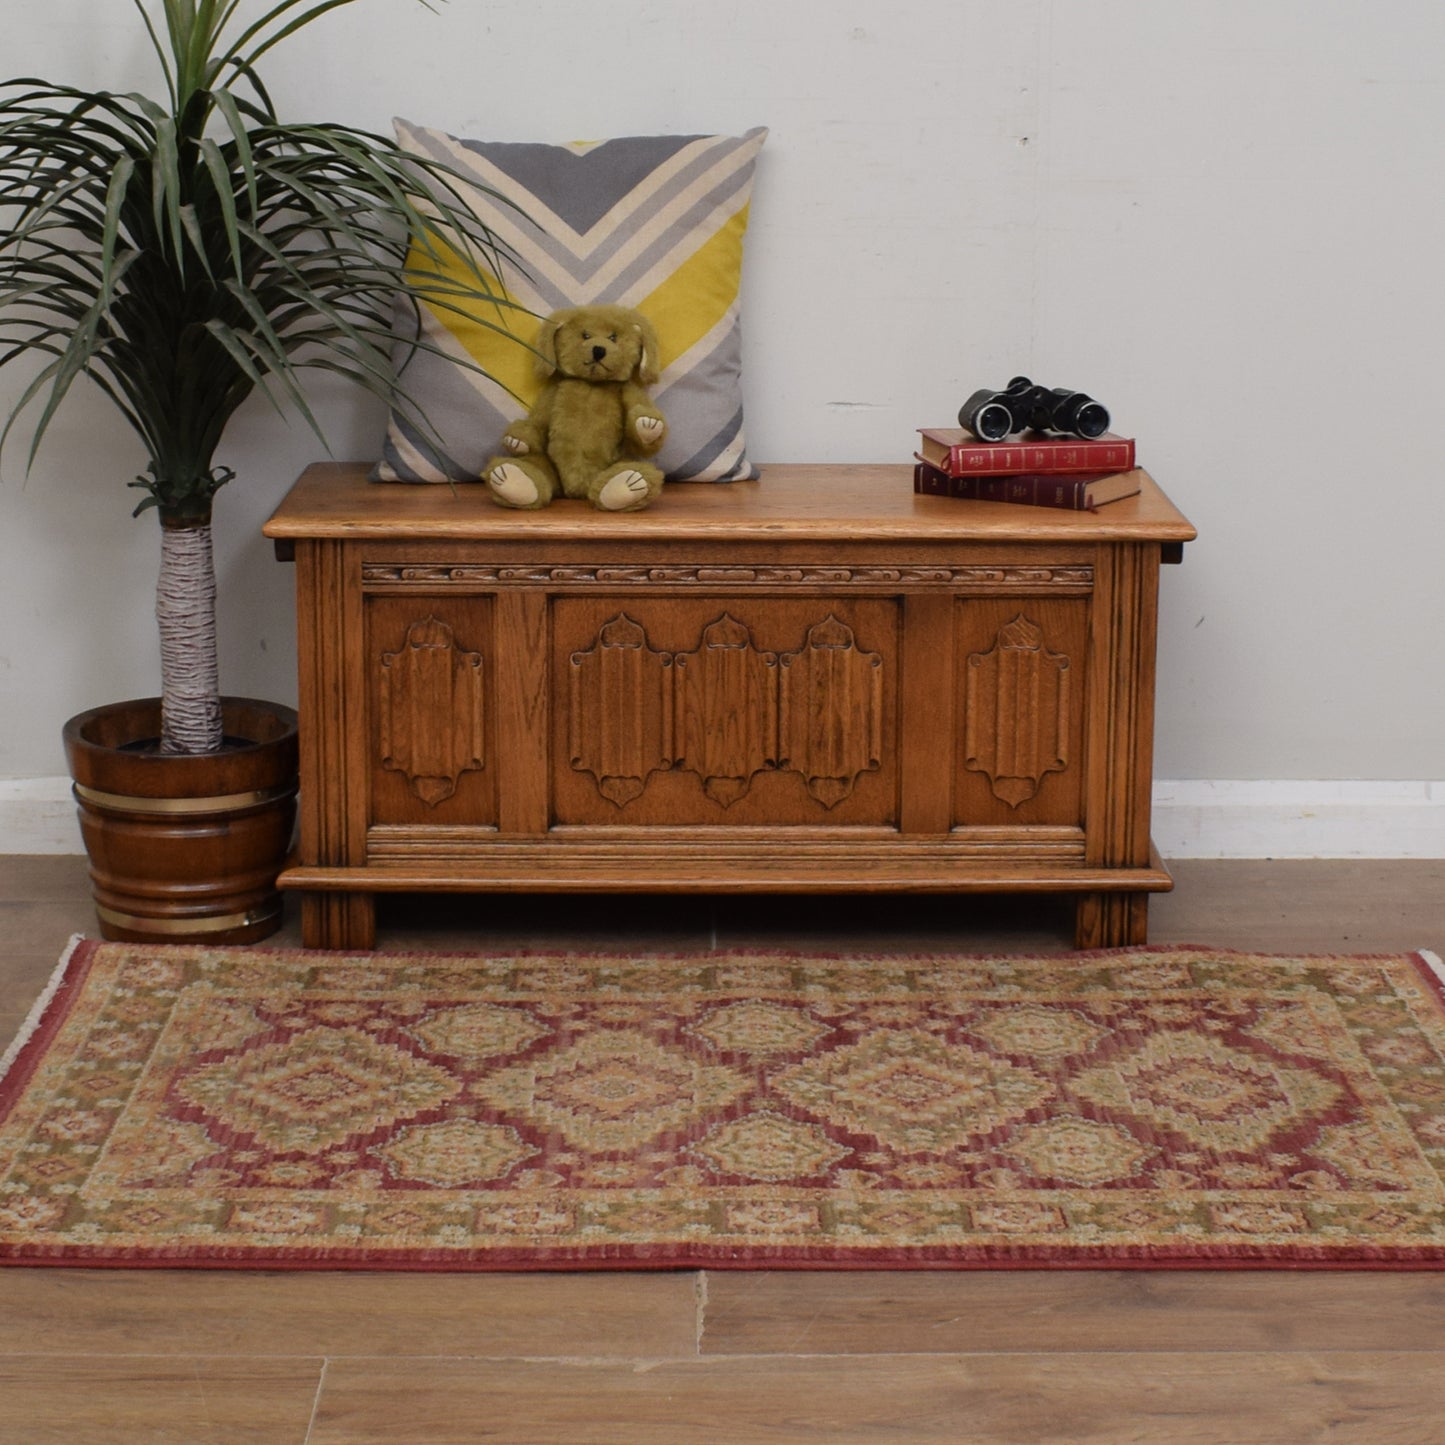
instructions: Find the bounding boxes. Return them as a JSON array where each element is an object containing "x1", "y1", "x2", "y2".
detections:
[
  {"x1": 487, "y1": 463, "x2": 540, "y2": 507},
  {"x1": 597, "y1": 470, "x2": 651, "y2": 511}
]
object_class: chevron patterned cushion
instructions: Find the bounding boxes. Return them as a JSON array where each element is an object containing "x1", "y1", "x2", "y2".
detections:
[{"x1": 375, "y1": 123, "x2": 768, "y2": 484}]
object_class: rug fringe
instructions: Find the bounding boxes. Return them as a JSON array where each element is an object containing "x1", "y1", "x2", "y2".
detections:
[
  {"x1": 0, "y1": 933, "x2": 86, "y2": 1086},
  {"x1": 1421, "y1": 951, "x2": 1445, "y2": 988}
]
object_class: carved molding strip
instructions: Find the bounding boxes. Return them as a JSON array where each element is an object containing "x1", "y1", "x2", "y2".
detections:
[
  {"x1": 379, "y1": 616, "x2": 485, "y2": 806},
  {"x1": 963, "y1": 614, "x2": 1071, "y2": 808},
  {"x1": 674, "y1": 614, "x2": 779, "y2": 806},
  {"x1": 568, "y1": 614, "x2": 674, "y2": 806},
  {"x1": 363, "y1": 563, "x2": 1093, "y2": 590}
]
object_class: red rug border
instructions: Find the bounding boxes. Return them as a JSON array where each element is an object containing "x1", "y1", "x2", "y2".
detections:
[
  {"x1": 0, "y1": 936, "x2": 100, "y2": 1123},
  {"x1": 4, "y1": 937, "x2": 1444, "y2": 1273},
  {"x1": 5, "y1": 1243, "x2": 1445, "y2": 1273},
  {"x1": 16, "y1": 935, "x2": 1444, "y2": 976}
]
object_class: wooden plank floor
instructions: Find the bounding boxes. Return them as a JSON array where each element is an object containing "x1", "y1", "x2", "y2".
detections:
[{"x1": 1, "y1": 856, "x2": 1442, "y2": 1444}]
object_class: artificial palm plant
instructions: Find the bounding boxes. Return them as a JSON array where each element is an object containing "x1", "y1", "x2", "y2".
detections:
[{"x1": 0, "y1": 0, "x2": 516, "y2": 754}]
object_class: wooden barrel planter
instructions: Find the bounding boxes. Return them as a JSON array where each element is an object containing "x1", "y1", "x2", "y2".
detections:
[{"x1": 62, "y1": 697, "x2": 299, "y2": 944}]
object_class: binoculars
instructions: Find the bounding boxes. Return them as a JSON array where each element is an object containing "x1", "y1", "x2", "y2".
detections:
[{"x1": 959, "y1": 377, "x2": 1110, "y2": 442}]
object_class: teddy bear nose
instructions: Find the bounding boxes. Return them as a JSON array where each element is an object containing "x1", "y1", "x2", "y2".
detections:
[{"x1": 591, "y1": 344, "x2": 607, "y2": 362}]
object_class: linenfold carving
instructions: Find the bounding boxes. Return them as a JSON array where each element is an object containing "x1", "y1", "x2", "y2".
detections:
[
  {"x1": 379, "y1": 616, "x2": 485, "y2": 806},
  {"x1": 568, "y1": 614, "x2": 674, "y2": 806},
  {"x1": 963, "y1": 614, "x2": 1070, "y2": 807},
  {"x1": 778, "y1": 615, "x2": 884, "y2": 807},
  {"x1": 674, "y1": 615, "x2": 779, "y2": 806}
]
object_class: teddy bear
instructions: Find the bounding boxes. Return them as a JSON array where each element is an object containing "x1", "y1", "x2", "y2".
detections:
[{"x1": 484, "y1": 304, "x2": 667, "y2": 512}]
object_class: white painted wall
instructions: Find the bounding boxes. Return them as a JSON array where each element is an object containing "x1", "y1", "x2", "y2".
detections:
[{"x1": 2, "y1": 2, "x2": 1443, "y2": 822}]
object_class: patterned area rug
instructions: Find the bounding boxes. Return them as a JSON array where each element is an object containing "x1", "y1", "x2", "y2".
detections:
[{"x1": 3, "y1": 939, "x2": 1445, "y2": 1270}]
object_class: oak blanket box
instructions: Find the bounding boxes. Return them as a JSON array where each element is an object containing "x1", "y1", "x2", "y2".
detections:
[{"x1": 264, "y1": 463, "x2": 1195, "y2": 950}]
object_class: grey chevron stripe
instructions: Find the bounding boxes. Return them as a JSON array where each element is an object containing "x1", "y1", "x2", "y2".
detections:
[
  {"x1": 669, "y1": 406, "x2": 750, "y2": 483},
  {"x1": 653, "y1": 311, "x2": 743, "y2": 408},
  {"x1": 515, "y1": 137, "x2": 758, "y2": 252},
  {"x1": 440, "y1": 131, "x2": 764, "y2": 270},
  {"x1": 401, "y1": 124, "x2": 753, "y2": 246},
  {"x1": 454, "y1": 134, "x2": 705, "y2": 234},
  {"x1": 502, "y1": 185, "x2": 752, "y2": 303},
  {"x1": 380, "y1": 408, "x2": 470, "y2": 483}
]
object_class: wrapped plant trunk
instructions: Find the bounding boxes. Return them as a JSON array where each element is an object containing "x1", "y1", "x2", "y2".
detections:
[{"x1": 157, "y1": 519, "x2": 223, "y2": 753}]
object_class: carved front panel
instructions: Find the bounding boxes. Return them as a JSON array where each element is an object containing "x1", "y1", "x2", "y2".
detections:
[
  {"x1": 953, "y1": 599, "x2": 1088, "y2": 828},
  {"x1": 674, "y1": 615, "x2": 778, "y2": 806},
  {"x1": 778, "y1": 615, "x2": 884, "y2": 808},
  {"x1": 367, "y1": 598, "x2": 497, "y2": 826},
  {"x1": 568, "y1": 614, "x2": 674, "y2": 807},
  {"x1": 964, "y1": 614, "x2": 1069, "y2": 807},
  {"x1": 552, "y1": 599, "x2": 898, "y2": 827}
]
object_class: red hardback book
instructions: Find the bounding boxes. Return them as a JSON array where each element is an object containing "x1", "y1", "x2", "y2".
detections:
[
  {"x1": 913, "y1": 461, "x2": 1142, "y2": 511},
  {"x1": 917, "y1": 427, "x2": 1136, "y2": 477}
]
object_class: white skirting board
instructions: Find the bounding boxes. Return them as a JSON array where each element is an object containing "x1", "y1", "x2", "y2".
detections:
[
  {"x1": 0, "y1": 779, "x2": 84, "y2": 855},
  {"x1": 2, "y1": 777, "x2": 1443, "y2": 859},
  {"x1": 1150, "y1": 780, "x2": 1445, "y2": 859}
]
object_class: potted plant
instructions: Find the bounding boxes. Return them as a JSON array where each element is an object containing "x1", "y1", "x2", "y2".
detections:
[{"x1": 0, "y1": 0, "x2": 517, "y2": 941}]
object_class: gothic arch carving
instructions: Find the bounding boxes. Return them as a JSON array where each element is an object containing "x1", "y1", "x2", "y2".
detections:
[
  {"x1": 777, "y1": 615, "x2": 883, "y2": 808},
  {"x1": 673, "y1": 614, "x2": 779, "y2": 807},
  {"x1": 379, "y1": 616, "x2": 485, "y2": 806},
  {"x1": 963, "y1": 613, "x2": 1070, "y2": 807},
  {"x1": 567, "y1": 614, "x2": 673, "y2": 806}
]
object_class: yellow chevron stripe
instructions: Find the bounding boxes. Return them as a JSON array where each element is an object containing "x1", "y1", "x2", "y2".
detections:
[
  {"x1": 410, "y1": 206, "x2": 751, "y2": 403},
  {"x1": 411, "y1": 238, "x2": 533, "y2": 400},
  {"x1": 639, "y1": 204, "x2": 750, "y2": 370}
]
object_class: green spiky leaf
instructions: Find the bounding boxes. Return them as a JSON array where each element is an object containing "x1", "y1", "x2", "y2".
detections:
[{"x1": 0, "y1": 0, "x2": 525, "y2": 520}]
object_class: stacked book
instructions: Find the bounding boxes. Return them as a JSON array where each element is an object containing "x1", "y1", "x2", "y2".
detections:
[{"x1": 914, "y1": 427, "x2": 1140, "y2": 511}]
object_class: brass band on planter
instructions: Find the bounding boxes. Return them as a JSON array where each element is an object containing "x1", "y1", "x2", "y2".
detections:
[
  {"x1": 95, "y1": 903, "x2": 282, "y2": 936},
  {"x1": 73, "y1": 783, "x2": 294, "y2": 815}
]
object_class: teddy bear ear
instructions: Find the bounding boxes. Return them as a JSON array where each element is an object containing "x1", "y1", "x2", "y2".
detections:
[
  {"x1": 533, "y1": 315, "x2": 562, "y2": 377},
  {"x1": 632, "y1": 315, "x2": 661, "y2": 385}
]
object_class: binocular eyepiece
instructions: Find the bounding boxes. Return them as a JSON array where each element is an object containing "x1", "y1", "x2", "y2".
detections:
[{"x1": 959, "y1": 377, "x2": 1110, "y2": 442}]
